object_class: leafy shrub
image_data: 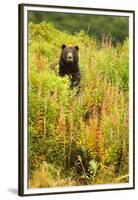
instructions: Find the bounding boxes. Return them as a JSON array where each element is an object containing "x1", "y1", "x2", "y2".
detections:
[{"x1": 28, "y1": 22, "x2": 129, "y2": 187}]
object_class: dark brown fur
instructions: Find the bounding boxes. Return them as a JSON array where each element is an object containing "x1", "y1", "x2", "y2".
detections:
[{"x1": 59, "y1": 44, "x2": 81, "y2": 88}]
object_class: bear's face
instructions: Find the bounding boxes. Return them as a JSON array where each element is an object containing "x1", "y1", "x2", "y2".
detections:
[{"x1": 61, "y1": 44, "x2": 79, "y2": 64}]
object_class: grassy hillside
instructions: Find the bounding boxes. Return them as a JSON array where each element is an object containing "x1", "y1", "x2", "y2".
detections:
[{"x1": 28, "y1": 22, "x2": 129, "y2": 188}]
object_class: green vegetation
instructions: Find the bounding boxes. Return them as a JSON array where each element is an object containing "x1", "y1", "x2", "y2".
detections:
[
  {"x1": 28, "y1": 22, "x2": 129, "y2": 188},
  {"x1": 29, "y1": 11, "x2": 128, "y2": 43}
]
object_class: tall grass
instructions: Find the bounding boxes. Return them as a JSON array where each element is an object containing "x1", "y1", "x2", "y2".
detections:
[{"x1": 28, "y1": 22, "x2": 129, "y2": 188}]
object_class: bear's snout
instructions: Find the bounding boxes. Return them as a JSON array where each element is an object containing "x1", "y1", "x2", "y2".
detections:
[{"x1": 67, "y1": 52, "x2": 73, "y2": 62}]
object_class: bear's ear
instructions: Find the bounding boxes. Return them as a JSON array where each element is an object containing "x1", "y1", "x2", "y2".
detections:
[
  {"x1": 61, "y1": 44, "x2": 66, "y2": 49},
  {"x1": 74, "y1": 45, "x2": 79, "y2": 51}
]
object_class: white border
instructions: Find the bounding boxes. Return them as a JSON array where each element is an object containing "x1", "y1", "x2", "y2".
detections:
[{"x1": 23, "y1": 5, "x2": 134, "y2": 195}]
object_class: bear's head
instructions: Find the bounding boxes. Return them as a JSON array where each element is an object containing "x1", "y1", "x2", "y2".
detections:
[{"x1": 60, "y1": 44, "x2": 79, "y2": 65}]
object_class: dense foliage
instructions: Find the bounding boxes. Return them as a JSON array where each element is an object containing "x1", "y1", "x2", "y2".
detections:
[
  {"x1": 28, "y1": 22, "x2": 129, "y2": 188},
  {"x1": 29, "y1": 11, "x2": 128, "y2": 43}
]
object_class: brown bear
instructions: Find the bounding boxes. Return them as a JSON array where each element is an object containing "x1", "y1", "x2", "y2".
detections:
[{"x1": 59, "y1": 44, "x2": 81, "y2": 88}]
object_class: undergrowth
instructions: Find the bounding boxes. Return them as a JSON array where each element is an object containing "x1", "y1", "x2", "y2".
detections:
[{"x1": 28, "y1": 22, "x2": 129, "y2": 188}]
